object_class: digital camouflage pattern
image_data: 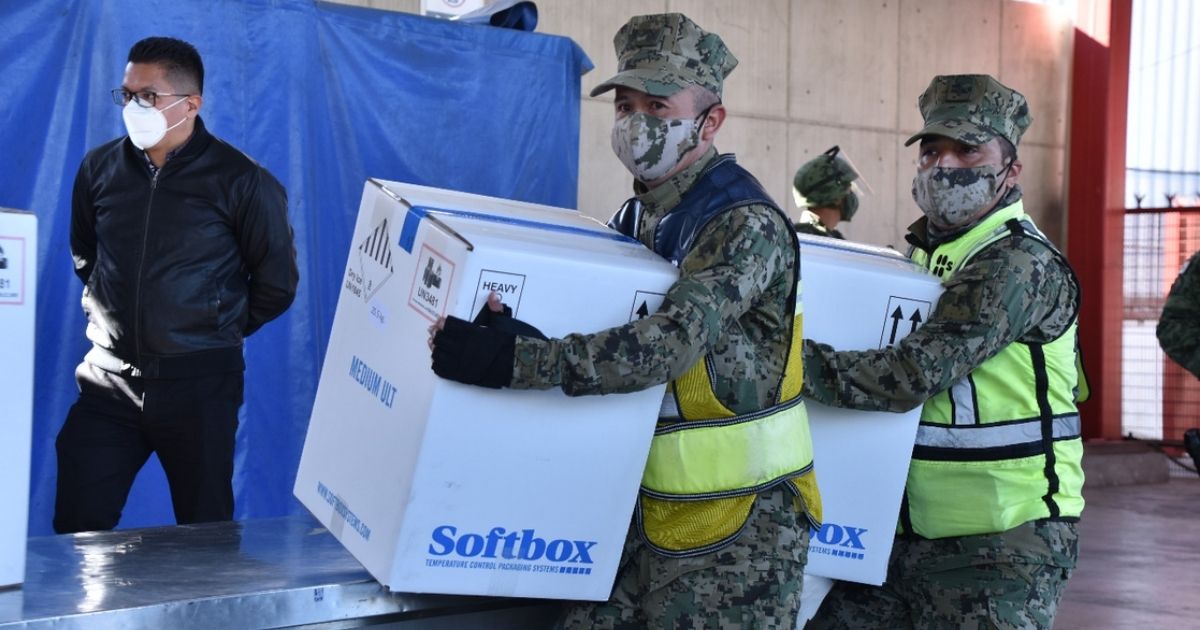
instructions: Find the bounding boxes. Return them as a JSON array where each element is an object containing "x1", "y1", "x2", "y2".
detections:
[
  {"x1": 904, "y1": 74, "x2": 1032, "y2": 148},
  {"x1": 590, "y1": 13, "x2": 738, "y2": 98},
  {"x1": 802, "y1": 194, "x2": 1079, "y2": 413},
  {"x1": 794, "y1": 209, "x2": 845, "y2": 240},
  {"x1": 1157, "y1": 250, "x2": 1200, "y2": 378},
  {"x1": 793, "y1": 147, "x2": 860, "y2": 220},
  {"x1": 911, "y1": 164, "x2": 1009, "y2": 228},
  {"x1": 558, "y1": 489, "x2": 808, "y2": 629},
  {"x1": 807, "y1": 520, "x2": 1078, "y2": 630},
  {"x1": 512, "y1": 147, "x2": 796, "y2": 417},
  {"x1": 611, "y1": 111, "x2": 703, "y2": 182}
]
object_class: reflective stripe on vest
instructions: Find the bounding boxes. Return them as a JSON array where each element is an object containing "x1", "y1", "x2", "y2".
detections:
[
  {"x1": 642, "y1": 397, "x2": 813, "y2": 499},
  {"x1": 948, "y1": 376, "x2": 977, "y2": 425},
  {"x1": 915, "y1": 414, "x2": 1081, "y2": 451}
]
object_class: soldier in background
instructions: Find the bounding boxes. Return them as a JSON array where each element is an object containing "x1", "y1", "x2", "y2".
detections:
[
  {"x1": 804, "y1": 75, "x2": 1085, "y2": 629},
  {"x1": 1158, "y1": 251, "x2": 1200, "y2": 378},
  {"x1": 793, "y1": 146, "x2": 861, "y2": 239},
  {"x1": 431, "y1": 12, "x2": 820, "y2": 627},
  {"x1": 1157, "y1": 253, "x2": 1200, "y2": 477}
]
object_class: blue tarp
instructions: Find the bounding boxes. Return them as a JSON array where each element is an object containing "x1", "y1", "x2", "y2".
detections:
[{"x1": 0, "y1": 0, "x2": 591, "y2": 536}]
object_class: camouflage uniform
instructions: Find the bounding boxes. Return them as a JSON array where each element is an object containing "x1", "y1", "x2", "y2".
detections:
[
  {"x1": 512, "y1": 13, "x2": 810, "y2": 627},
  {"x1": 513, "y1": 146, "x2": 795, "y2": 405},
  {"x1": 803, "y1": 75, "x2": 1081, "y2": 629},
  {"x1": 802, "y1": 187, "x2": 1078, "y2": 414},
  {"x1": 515, "y1": 146, "x2": 808, "y2": 627},
  {"x1": 808, "y1": 520, "x2": 1077, "y2": 630},
  {"x1": 794, "y1": 209, "x2": 845, "y2": 240},
  {"x1": 1157, "y1": 250, "x2": 1200, "y2": 378},
  {"x1": 558, "y1": 491, "x2": 808, "y2": 629}
]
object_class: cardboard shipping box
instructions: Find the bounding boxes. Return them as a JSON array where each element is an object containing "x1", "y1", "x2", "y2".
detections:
[
  {"x1": 799, "y1": 235, "x2": 944, "y2": 586},
  {"x1": 295, "y1": 180, "x2": 678, "y2": 601},
  {"x1": 0, "y1": 208, "x2": 35, "y2": 588}
]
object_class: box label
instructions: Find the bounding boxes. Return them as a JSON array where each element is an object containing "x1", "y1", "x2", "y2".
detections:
[
  {"x1": 368, "y1": 300, "x2": 389, "y2": 330},
  {"x1": 808, "y1": 520, "x2": 869, "y2": 562},
  {"x1": 0, "y1": 236, "x2": 25, "y2": 305},
  {"x1": 408, "y1": 244, "x2": 455, "y2": 323},
  {"x1": 470, "y1": 269, "x2": 526, "y2": 318},
  {"x1": 628, "y1": 290, "x2": 666, "y2": 322},
  {"x1": 424, "y1": 525, "x2": 597, "y2": 576},
  {"x1": 356, "y1": 215, "x2": 397, "y2": 303},
  {"x1": 317, "y1": 481, "x2": 372, "y2": 541},
  {"x1": 877, "y1": 296, "x2": 932, "y2": 348},
  {"x1": 348, "y1": 355, "x2": 398, "y2": 409},
  {"x1": 345, "y1": 209, "x2": 397, "y2": 304}
]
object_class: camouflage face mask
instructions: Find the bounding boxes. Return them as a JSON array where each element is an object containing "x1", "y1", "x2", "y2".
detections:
[
  {"x1": 911, "y1": 162, "x2": 1010, "y2": 229},
  {"x1": 611, "y1": 110, "x2": 705, "y2": 182}
]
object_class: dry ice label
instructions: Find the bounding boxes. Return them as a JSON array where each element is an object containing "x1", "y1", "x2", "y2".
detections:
[
  {"x1": 877, "y1": 296, "x2": 933, "y2": 348},
  {"x1": 408, "y1": 244, "x2": 454, "y2": 323},
  {"x1": 345, "y1": 213, "x2": 396, "y2": 303},
  {"x1": 470, "y1": 270, "x2": 526, "y2": 318},
  {"x1": 628, "y1": 290, "x2": 666, "y2": 322},
  {"x1": 0, "y1": 236, "x2": 25, "y2": 305}
]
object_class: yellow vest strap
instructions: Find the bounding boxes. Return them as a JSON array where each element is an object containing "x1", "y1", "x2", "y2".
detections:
[{"x1": 641, "y1": 398, "x2": 814, "y2": 499}]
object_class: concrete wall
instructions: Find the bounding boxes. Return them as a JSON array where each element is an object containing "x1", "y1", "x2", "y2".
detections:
[{"x1": 330, "y1": 0, "x2": 1074, "y2": 248}]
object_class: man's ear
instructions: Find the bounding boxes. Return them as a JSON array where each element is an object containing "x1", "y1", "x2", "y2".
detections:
[
  {"x1": 1005, "y1": 158, "x2": 1023, "y2": 186},
  {"x1": 188, "y1": 94, "x2": 204, "y2": 117},
  {"x1": 700, "y1": 104, "x2": 726, "y2": 142}
]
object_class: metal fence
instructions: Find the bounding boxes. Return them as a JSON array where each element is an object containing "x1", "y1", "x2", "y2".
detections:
[{"x1": 1122, "y1": 209, "x2": 1200, "y2": 442}]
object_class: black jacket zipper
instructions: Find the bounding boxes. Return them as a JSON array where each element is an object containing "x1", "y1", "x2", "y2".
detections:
[{"x1": 133, "y1": 166, "x2": 160, "y2": 363}]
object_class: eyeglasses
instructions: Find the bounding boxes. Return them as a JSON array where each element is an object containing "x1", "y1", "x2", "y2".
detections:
[{"x1": 111, "y1": 88, "x2": 191, "y2": 108}]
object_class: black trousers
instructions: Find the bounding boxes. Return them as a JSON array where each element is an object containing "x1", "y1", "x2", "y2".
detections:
[{"x1": 53, "y1": 361, "x2": 243, "y2": 534}]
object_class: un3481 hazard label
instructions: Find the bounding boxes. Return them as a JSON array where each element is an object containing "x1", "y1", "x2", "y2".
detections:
[
  {"x1": 409, "y1": 244, "x2": 454, "y2": 323},
  {"x1": 0, "y1": 236, "x2": 25, "y2": 305}
]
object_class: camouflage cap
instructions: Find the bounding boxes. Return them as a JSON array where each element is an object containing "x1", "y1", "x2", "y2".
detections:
[
  {"x1": 589, "y1": 13, "x2": 737, "y2": 99},
  {"x1": 904, "y1": 74, "x2": 1032, "y2": 148}
]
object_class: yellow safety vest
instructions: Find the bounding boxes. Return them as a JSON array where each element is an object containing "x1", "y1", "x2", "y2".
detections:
[
  {"x1": 637, "y1": 280, "x2": 822, "y2": 557},
  {"x1": 906, "y1": 201, "x2": 1085, "y2": 538}
]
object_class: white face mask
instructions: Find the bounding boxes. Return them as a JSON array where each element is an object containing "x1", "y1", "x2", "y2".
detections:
[
  {"x1": 122, "y1": 96, "x2": 188, "y2": 150},
  {"x1": 610, "y1": 110, "x2": 707, "y2": 183}
]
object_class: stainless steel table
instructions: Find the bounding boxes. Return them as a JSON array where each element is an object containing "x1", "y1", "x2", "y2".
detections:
[{"x1": 0, "y1": 515, "x2": 559, "y2": 629}]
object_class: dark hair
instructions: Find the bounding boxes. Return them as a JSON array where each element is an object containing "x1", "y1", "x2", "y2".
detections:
[
  {"x1": 128, "y1": 37, "x2": 204, "y2": 95},
  {"x1": 688, "y1": 85, "x2": 721, "y2": 117},
  {"x1": 998, "y1": 136, "x2": 1018, "y2": 165}
]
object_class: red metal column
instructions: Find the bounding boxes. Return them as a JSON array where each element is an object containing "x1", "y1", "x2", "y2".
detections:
[{"x1": 1067, "y1": 0, "x2": 1132, "y2": 440}]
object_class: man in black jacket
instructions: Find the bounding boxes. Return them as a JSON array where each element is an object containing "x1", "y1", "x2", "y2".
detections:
[{"x1": 55, "y1": 37, "x2": 298, "y2": 533}]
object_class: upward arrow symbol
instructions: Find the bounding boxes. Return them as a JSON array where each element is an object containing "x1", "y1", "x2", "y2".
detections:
[
  {"x1": 888, "y1": 306, "x2": 903, "y2": 345},
  {"x1": 909, "y1": 309, "x2": 923, "y2": 334},
  {"x1": 636, "y1": 302, "x2": 650, "y2": 319}
]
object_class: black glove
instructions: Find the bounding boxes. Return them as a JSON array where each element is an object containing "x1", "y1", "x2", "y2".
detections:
[
  {"x1": 471, "y1": 302, "x2": 548, "y2": 340},
  {"x1": 431, "y1": 316, "x2": 516, "y2": 388},
  {"x1": 431, "y1": 300, "x2": 549, "y2": 388}
]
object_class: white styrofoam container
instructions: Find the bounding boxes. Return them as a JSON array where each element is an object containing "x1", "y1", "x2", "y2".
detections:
[
  {"x1": 0, "y1": 208, "x2": 35, "y2": 588},
  {"x1": 799, "y1": 234, "x2": 944, "y2": 586},
  {"x1": 294, "y1": 180, "x2": 678, "y2": 601}
]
